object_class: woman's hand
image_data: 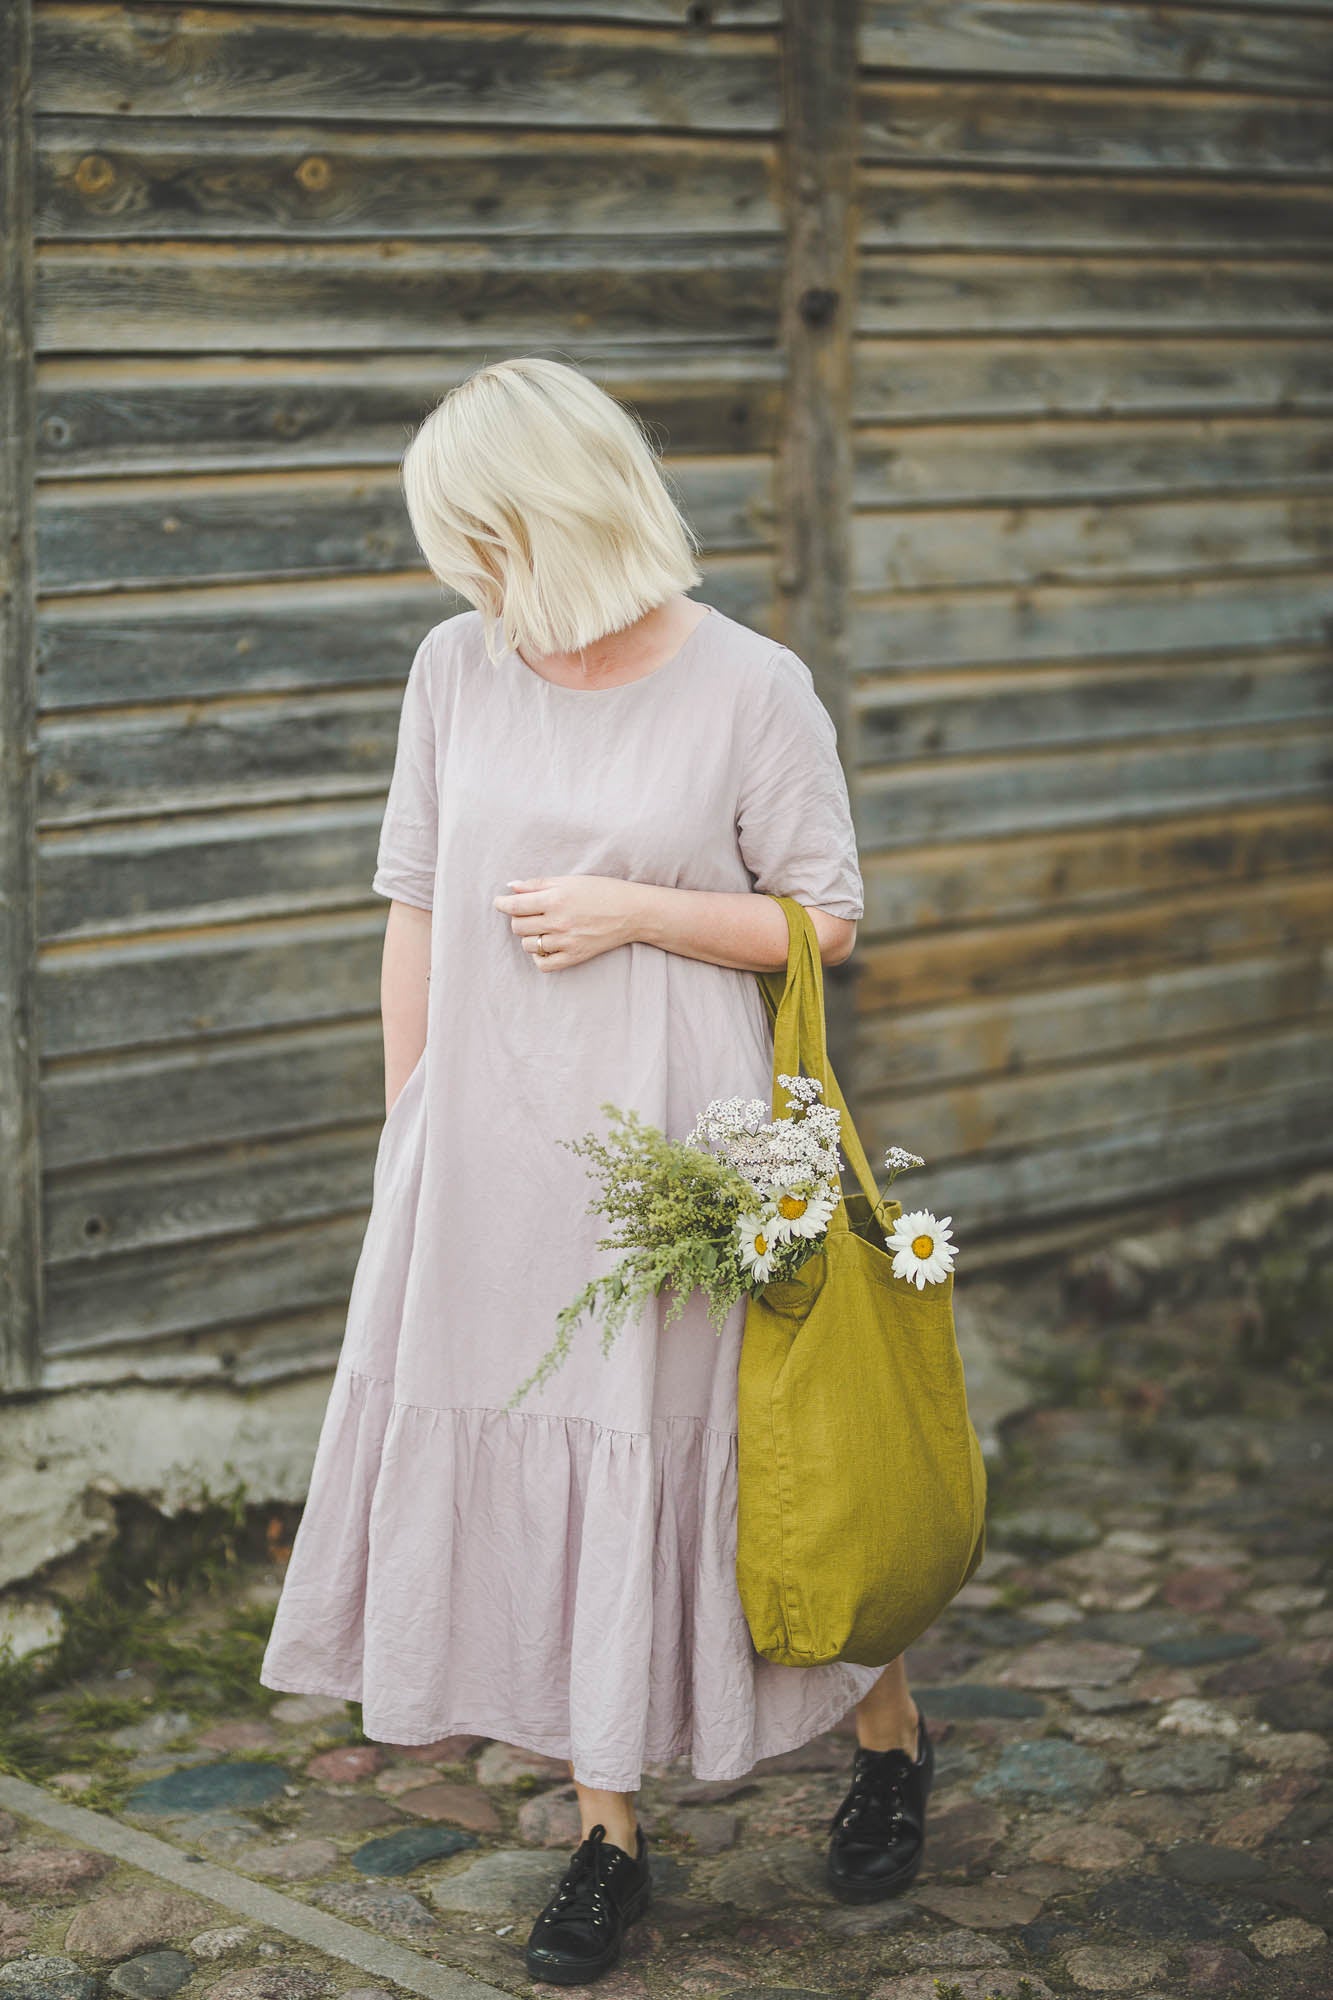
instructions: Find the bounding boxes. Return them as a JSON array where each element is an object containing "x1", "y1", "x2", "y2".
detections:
[
  {"x1": 381, "y1": 898, "x2": 432, "y2": 1110},
  {"x1": 494, "y1": 876, "x2": 856, "y2": 973},
  {"x1": 494, "y1": 875, "x2": 643, "y2": 969}
]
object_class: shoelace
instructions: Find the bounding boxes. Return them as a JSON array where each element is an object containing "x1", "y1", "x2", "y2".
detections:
[
  {"x1": 830, "y1": 1749, "x2": 914, "y2": 1839},
  {"x1": 547, "y1": 1822, "x2": 624, "y2": 1931}
]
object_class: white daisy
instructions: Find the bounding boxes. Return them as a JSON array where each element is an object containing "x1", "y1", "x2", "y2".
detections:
[
  {"x1": 767, "y1": 1183, "x2": 839, "y2": 1245},
  {"x1": 885, "y1": 1209, "x2": 956, "y2": 1289},
  {"x1": 736, "y1": 1212, "x2": 781, "y2": 1284}
]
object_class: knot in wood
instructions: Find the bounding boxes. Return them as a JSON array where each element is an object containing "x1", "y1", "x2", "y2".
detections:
[
  {"x1": 75, "y1": 154, "x2": 116, "y2": 196},
  {"x1": 798, "y1": 285, "x2": 839, "y2": 329}
]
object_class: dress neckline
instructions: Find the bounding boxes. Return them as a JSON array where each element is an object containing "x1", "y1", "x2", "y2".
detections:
[{"x1": 502, "y1": 602, "x2": 715, "y2": 696}]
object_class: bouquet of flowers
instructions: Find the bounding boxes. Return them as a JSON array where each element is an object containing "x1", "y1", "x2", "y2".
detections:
[{"x1": 506, "y1": 1076, "x2": 956, "y2": 1408}]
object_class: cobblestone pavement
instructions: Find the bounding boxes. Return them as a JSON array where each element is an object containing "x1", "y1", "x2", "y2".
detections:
[{"x1": 2, "y1": 1177, "x2": 1330, "y2": 2000}]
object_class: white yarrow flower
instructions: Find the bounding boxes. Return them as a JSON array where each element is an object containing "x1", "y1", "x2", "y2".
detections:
[
  {"x1": 778, "y1": 1073, "x2": 824, "y2": 1108},
  {"x1": 690, "y1": 1078, "x2": 844, "y2": 1207},
  {"x1": 885, "y1": 1145, "x2": 925, "y2": 1175},
  {"x1": 687, "y1": 1096, "x2": 770, "y2": 1147},
  {"x1": 885, "y1": 1209, "x2": 956, "y2": 1288}
]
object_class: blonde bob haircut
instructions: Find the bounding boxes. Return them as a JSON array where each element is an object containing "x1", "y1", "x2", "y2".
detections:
[{"x1": 400, "y1": 356, "x2": 703, "y2": 663}]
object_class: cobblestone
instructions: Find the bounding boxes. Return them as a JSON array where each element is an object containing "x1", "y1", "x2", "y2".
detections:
[
  {"x1": 1119, "y1": 1739, "x2": 1234, "y2": 1790},
  {"x1": 104, "y1": 1949, "x2": 194, "y2": 1998},
  {"x1": 1, "y1": 1182, "x2": 1328, "y2": 1999},
  {"x1": 107, "y1": 1715, "x2": 195, "y2": 1755},
  {"x1": 228, "y1": 1840, "x2": 340, "y2": 1882},
  {"x1": 1029, "y1": 1821, "x2": 1145, "y2": 1869},
  {"x1": 1249, "y1": 1916, "x2": 1328, "y2": 1958},
  {"x1": 123, "y1": 1765, "x2": 291, "y2": 1816},
  {"x1": 973, "y1": 1737, "x2": 1109, "y2": 1805},
  {"x1": 898, "y1": 1927, "x2": 1009, "y2": 1968},
  {"x1": 473, "y1": 1743, "x2": 568, "y2": 1787},
  {"x1": 0, "y1": 1957, "x2": 98, "y2": 2000},
  {"x1": 186, "y1": 1930, "x2": 254, "y2": 1961},
  {"x1": 1065, "y1": 1942, "x2": 1169, "y2": 1990},
  {"x1": 306, "y1": 1884, "x2": 437, "y2": 1938},
  {"x1": 515, "y1": 1785, "x2": 583, "y2": 1848},
  {"x1": 302, "y1": 1747, "x2": 384, "y2": 1785},
  {"x1": 390, "y1": 1779, "x2": 501, "y2": 1834},
  {"x1": 668, "y1": 1808, "x2": 738, "y2": 1855},
  {"x1": 1182, "y1": 1943, "x2": 1258, "y2": 1991},
  {"x1": 998, "y1": 1639, "x2": 1143, "y2": 1688},
  {"x1": 1242, "y1": 1730, "x2": 1330, "y2": 1772},
  {"x1": 426, "y1": 1848, "x2": 564, "y2": 1913},
  {"x1": 914, "y1": 1881, "x2": 1046, "y2": 1927},
  {"x1": 871, "y1": 1976, "x2": 1052, "y2": 2000},
  {"x1": 202, "y1": 1970, "x2": 335, "y2": 2000},
  {"x1": 348, "y1": 1825, "x2": 476, "y2": 1874},
  {"x1": 62, "y1": 1890, "x2": 218, "y2": 1960},
  {"x1": 0, "y1": 1853, "x2": 112, "y2": 1898}
]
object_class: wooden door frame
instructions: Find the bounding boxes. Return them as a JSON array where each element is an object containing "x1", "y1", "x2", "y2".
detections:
[
  {"x1": 776, "y1": 0, "x2": 862, "y2": 1092},
  {"x1": 1, "y1": 0, "x2": 42, "y2": 1391}
]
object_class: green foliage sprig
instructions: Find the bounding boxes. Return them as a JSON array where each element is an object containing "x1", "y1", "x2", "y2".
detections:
[{"x1": 506, "y1": 1103, "x2": 773, "y2": 1408}]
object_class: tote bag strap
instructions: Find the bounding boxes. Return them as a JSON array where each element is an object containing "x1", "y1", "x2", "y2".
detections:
[{"x1": 756, "y1": 894, "x2": 882, "y2": 1217}]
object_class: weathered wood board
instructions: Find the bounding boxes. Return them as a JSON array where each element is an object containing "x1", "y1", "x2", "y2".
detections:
[{"x1": 849, "y1": 0, "x2": 1333, "y2": 1237}]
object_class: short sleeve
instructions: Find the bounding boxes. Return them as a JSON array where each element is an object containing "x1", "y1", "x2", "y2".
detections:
[
  {"x1": 371, "y1": 634, "x2": 438, "y2": 910},
  {"x1": 735, "y1": 646, "x2": 863, "y2": 921}
]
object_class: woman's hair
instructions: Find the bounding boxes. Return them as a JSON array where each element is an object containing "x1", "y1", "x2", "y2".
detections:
[{"x1": 400, "y1": 356, "x2": 704, "y2": 661}]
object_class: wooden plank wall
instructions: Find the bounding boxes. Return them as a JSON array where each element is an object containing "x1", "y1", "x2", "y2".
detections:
[
  {"x1": 28, "y1": 0, "x2": 787, "y2": 1388},
  {"x1": 849, "y1": 0, "x2": 1333, "y2": 1234},
  {"x1": 17, "y1": 0, "x2": 1333, "y2": 1392}
]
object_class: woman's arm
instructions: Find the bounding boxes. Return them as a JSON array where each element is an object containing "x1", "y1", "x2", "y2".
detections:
[
  {"x1": 634, "y1": 883, "x2": 855, "y2": 970},
  {"x1": 494, "y1": 875, "x2": 856, "y2": 973},
  {"x1": 381, "y1": 899, "x2": 432, "y2": 1113}
]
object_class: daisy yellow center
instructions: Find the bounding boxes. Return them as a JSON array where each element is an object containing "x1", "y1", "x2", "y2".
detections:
[
  {"x1": 777, "y1": 1194, "x2": 808, "y2": 1220},
  {"x1": 911, "y1": 1233, "x2": 935, "y2": 1257},
  {"x1": 753, "y1": 1232, "x2": 768, "y2": 1256}
]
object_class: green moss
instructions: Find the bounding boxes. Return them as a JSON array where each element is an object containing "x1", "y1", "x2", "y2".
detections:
[
  {"x1": 0, "y1": 1478, "x2": 315, "y2": 1784},
  {"x1": 1245, "y1": 1244, "x2": 1333, "y2": 1382},
  {"x1": 932, "y1": 1985, "x2": 1037, "y2": 2000},
  {"x1": 61, "y1": 1693, "x2": 151, "y2": 1735}
]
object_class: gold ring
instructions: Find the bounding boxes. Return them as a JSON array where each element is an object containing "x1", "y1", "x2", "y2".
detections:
[{"x1": 536, "y1": 933, "x2": 548, "y2": 956}]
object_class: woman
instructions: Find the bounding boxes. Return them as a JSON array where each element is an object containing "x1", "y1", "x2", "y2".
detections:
[{"x1": 259, "y1": 357, "x2": 932, "y2": 1984}]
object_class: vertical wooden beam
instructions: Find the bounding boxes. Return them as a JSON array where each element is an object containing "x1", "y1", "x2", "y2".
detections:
[
  {"x1": 776, "y1": 0, "x2": 862, "y2": 1090},
  {"x1": 0, "y1": 0, "x2": 43, "y2": 1390}
]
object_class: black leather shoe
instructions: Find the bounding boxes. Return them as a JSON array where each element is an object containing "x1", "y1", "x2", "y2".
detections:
[
  {"x1": 826, "y1": 1710, "x2": 934, "y2": 1902},
  {"x1": 524, "y1": 1821, "x2": 652, "y2": 1985}
]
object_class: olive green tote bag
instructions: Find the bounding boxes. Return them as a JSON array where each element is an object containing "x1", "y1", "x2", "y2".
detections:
[{"x1": 735, "y1": 895, "x2": 988, "y2": 1669}]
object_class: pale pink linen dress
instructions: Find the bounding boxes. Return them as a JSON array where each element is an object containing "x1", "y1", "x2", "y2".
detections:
[{"x1": 258, "y1": 600, "x2": 883, "y2": 1790}]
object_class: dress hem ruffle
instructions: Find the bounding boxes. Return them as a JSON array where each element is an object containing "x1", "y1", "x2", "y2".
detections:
[
  {"x1": 253, "y1": 1673, "x2": 862, "y2": 1793},
  {"x1": 258, "y1": 1363, "x2": 880, "y2": 1791}
]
